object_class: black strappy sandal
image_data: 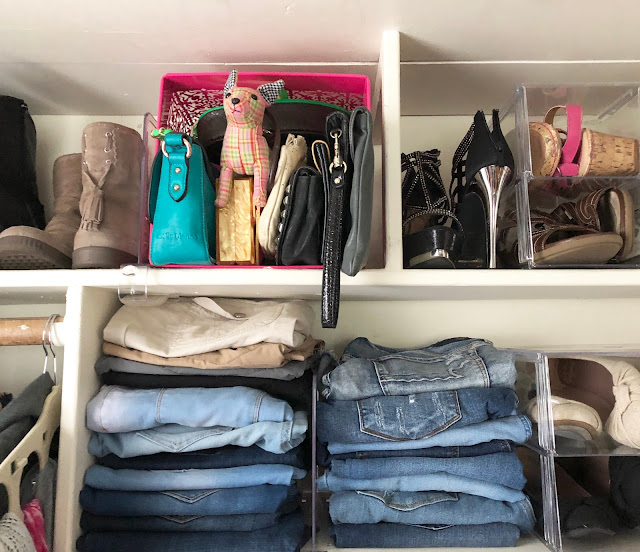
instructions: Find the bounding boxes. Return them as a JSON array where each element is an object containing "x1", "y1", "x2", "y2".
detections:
[{"x1": 401, "y1": 150, "x2": 463, "y2": 269}]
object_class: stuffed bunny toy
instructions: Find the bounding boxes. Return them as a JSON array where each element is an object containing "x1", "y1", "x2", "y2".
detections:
[{"x1": 216, "y1": 70, "x2": 285, "y2": 208}]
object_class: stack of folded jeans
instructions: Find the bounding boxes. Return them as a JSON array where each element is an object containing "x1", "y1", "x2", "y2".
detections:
[
  {"x1": 317, "y1": 337, "x2": 536, "y2": 548},
  {"x1": 77, "y1": 298, "x2": 319, "y2": 552}
]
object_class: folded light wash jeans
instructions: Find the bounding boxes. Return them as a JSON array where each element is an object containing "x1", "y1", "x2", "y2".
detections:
[
  {"x1": 89, "y1": 411, "x2": 308, "y2": 457},
  {"x1": 330, "y1": 491, "x2": 535, "y2": 531},
  {"x1": 85, "y1": 464, "x2": 306, "y2": 491},
  {"x1": 331, "y1": 521, "x2": 521, "y2": 548},
  {"x1": 77, "y1": 512, "x2": 305, "y2": 552},
  {"x1": 80, "y1": 508, "x2": 297, "y2": 533},
  {"x1": 318, "y1": 453, "x2": 526, "y2": 502},
  {"x1": 86, "y1": 385, "x2": 293, "y2": 433},
  {"x1": 327, "y1": 453, "x2": 525, "y2": 490},
  {"x1": 318, "y1": 387, "x2": 517, "y2": 443},
  {"x1": 80, "y1": 485, "x2": 298, "y2": 516},
  {"x1": 321, "y1": 338, "x2": 516, "y2": 400},
  {"x1": 324, "y1": 415, "x2": 532, "y2": 455}
]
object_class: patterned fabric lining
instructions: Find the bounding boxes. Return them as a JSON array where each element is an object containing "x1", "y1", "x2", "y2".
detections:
[{"x1": 166, "y1": 89, "x2": 365, "y2": 134}]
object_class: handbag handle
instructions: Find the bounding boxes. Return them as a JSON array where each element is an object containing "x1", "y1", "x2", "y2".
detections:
[{"x1": 264, "y1": 109, "x2": 281, "y2": 195}]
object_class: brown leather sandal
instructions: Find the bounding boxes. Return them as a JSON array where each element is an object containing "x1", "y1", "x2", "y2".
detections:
[
  {"x1": 500, "y1": 209, "x2": 622, "y2": 266},
  {"x1": 530, "y1": 211, "x2": 622, "y2": 265},
  {"x1": 551, "y1": 188, "x2": 634, "y2": 260}
]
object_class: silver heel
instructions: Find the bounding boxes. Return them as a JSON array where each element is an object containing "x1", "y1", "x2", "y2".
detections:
[{"x1": 474, "y1": 165, "x2": 512, "y2": 268}]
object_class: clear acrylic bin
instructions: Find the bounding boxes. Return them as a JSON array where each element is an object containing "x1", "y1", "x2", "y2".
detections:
[
  {"x1": 515, "y1": 349, "x2": 640, "y2": 457},
  {"x1": 500, "y1": 84, "x2": 640, "y2": 268},
  {"x1": 521, "y1": 447, "x2": 640, "y2": 552}
]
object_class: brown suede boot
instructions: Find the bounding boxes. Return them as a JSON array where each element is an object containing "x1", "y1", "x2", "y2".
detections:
[
  {"x1": 72, "y1": 122, "x2": 143, "y2": 268},
  {"x1": 0, "y1": 153, "x2": 82, "y2": 269}
]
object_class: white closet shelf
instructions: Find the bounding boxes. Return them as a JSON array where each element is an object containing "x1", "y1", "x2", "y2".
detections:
[{"x1": 1, "y1": 268, "x2": 640, "y2": 302}]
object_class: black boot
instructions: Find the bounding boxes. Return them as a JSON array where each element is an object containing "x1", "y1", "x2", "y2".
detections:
[{"x1": 0, "y1": 96, "x2": 45, "y2": 232}]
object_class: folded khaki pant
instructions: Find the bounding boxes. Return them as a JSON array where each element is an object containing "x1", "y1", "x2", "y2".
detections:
[{"x1": 103, "y1": 336, "x2": 323, "y2": 370}]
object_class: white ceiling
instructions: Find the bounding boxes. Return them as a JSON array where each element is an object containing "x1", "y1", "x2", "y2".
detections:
[
  {"x1": 3, "y1": 0, "x2": 640, "y2": 115},
  {"x1": 2, "y1": 0, "x2": 640, "y2": 64}
]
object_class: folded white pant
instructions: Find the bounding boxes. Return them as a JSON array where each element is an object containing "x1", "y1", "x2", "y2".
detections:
[
  {"x1": 555, "y1": 356, "x2": 640, "y2": 449},
  {"x1": 103, "y1": 298, "x2": 314, "y2": 357},
  {"x1": 526, "y1": 395, "x2": 603, "y2": 440}
]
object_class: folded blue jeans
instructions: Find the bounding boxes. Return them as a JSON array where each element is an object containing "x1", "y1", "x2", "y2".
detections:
[
  {"x1": 77, "y1": 512, "x2": 306, "y2": 552},
  {"x1": 328, "y1": 453, "x2": 525, "y2": 490},
  {"x1": 97, "y1": 443, "x2": 305, "y2": 470},
  {"x1": 89, "y1": 411, "x2": 308, "y2": 457},
  {"x1": 329, "y1": 439, "x2": 515, "y2": 462},
  {"x1": 318, "y1": 387, "x2": 517, "y2": 445},
  {"x1": 86, "y1": 386, "x2": 293, "y2": 433},
  {"x1": 330, "y1": 491, "x2": 535, "y2": 531},
  {"x1": 324, "y1": 414, "x2": 531, "y2": 454},
  {"x1": 80, "y1": 508, "x2": 297, "y2": 533},
  {"x1": 85, "y1": 464, "x2": 306, "y2": 491},
  {"x1": 322, "y1": 338, "x2": 516, "y2": 400},
  {"x1": 318, "y1": 474, "x2": 525, "y2": 503},
  {"x1": 79, "y1": 485, "x2": 298, "y2": 516},
  {"x1": 331, "y1": 521, "x2": 521, "y2": 548}
]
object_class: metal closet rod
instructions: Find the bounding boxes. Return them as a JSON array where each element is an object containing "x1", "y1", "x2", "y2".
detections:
[{"x1": 0, "y1": 316, "x2": 65, "y2": 346}]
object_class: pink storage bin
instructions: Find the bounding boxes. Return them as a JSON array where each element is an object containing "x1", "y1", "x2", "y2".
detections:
[
  {"x1": 146, "y1": 71, "x2": 371, "y2": 269},
  {"x1": 159, "y1": 72, "x2": 371, "y2": 132}
]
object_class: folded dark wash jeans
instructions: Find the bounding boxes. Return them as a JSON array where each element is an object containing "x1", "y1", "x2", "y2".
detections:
[
  {"x1": 321, "y1": 337, "x2": 516, "y2": 401},
  {"x1": 98, "y1": 443, "x2": 305, "y2": 470},
  {"x1": 319, "y1": 456, "x2": 527, "y2": 502},
  {"x1": 99, "y1": 369, "x2": 312, "y2": 411},
  {"x1": 325, "y1": 439, "x2": 515, "y2": 464},
  {"x1": 329, "y1": 452, "x2": 526, "y2": 490},
  {"x1": 80, "y1": 507, "x2": 298, "y2": 533},
  {"x1": 317, "y1": 387, "x2": 517, "y2": 444},
  {"x1": 77, "y1": 512, "x2": 306, "y2": 552},
  {"x1": 331, "y1": 521, "x2": 521, "y2": 548},
  {"x1": 79, "y1": 484, "x2": 298, "y2": 516},
  {"x1": 330, "y1": 491, "x2": 535, "y2": 531},
  {"x1": 85, "y1": 464, "x2": 306, "y2": 491}
]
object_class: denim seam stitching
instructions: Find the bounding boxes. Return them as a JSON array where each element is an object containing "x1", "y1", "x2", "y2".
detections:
[
  {"x1": 155, "y1": 388, "x2": 166, "y2": 425},
  {"x1": 98, "y1": 386, "x2": 116, "y2": 433},
  {"x1": 364, "y1": 341, "x2": 484, "y2": 363},
  {"x1": 254, "y1": 391, "x2": 266, "y2": 423},
  {"x1": 355, "y1": 489, "x2": 459, "y2": 510},
  {"x1": 138, "y1": 427, "x2": 229, "y2": 453},
  {"x1": 472, "y1": 345, "x2": 491, "y2": 387}
]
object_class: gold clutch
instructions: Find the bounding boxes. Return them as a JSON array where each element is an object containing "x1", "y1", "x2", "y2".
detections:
[{"x1": 216, "y1": 177, "x2": 260, "y2": 265}]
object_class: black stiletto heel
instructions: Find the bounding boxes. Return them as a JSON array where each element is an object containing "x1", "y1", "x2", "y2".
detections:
[{"x1": 452, "y1": 110, "x2": 514, "y2": 268}]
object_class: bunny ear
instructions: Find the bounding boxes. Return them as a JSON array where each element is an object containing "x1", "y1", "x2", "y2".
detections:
[
  {"x1": 257, "y1": 79, "x2": 285, "y2": 105},
  {"x1": 224, "y1": 70, "x2": 238, "y2": 95}
]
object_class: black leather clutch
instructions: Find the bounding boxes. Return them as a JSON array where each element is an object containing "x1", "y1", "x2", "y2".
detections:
[{"x1": 275, "y1": 166, "x2": 325, "y2": 266}]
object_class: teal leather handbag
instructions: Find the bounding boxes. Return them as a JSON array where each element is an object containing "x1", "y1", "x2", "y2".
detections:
[{"x1": 149, "y1": 131, "x2": 216, "y2": 265}]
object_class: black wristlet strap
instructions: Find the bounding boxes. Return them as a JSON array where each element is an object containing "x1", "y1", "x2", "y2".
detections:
[
  {"x1": 321, "y1": 165, "x2": 346, "y2": 328},
  {"x1": 314, "y1": 140, "x2": 343, "y2": 328}
]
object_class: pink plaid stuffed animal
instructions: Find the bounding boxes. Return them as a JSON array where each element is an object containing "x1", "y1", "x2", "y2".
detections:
[{"x1": 216, "y1": 70, "x2": 285, "y2": 208}]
